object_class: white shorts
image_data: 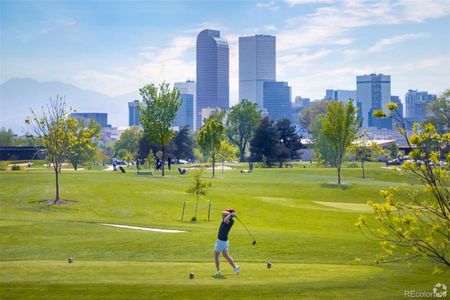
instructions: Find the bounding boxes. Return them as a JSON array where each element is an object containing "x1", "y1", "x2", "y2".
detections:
[{"x1": 214, "y1": 239, "x2": 229, "y2": 252}]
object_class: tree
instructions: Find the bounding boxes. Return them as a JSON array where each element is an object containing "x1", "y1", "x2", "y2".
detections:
[
  {"x1": 321, "y1": 100, "x2": 360, "y2": 184},
  {"x1": 186, "y1": 167, "x2": 212, "y2": 221},
  {"x1": 217, "y1": 140, "x2": 238, "y2": 173},
  {"x1": 226, "y1": 100, "x2": 261, "y2": 162},
  {"x1": 310, "y1": 117, "x2": 336, "y2": 166},
  {"x1": 172, "y1": 125, "x2": 195, "y2": 161},
  {"x1": 197, "y1": 118, "x2": 225, "y2": 177},
  {"x1": 426, "y1": 89, "x2": 450, "y2": 134},
  {"x1": 249, "y1": 117, "x2": 280, "y2": 167},
  {"x1": 358, "y1": 101, "x2": 450, "y2": 266},
  {"x1": 114, "y1": 126, "x2": 142, "y2": 160},
  {"x1": 350, "y1": 135, "x2": 382, "y2": 179},
  {"x1": 0, "y1": 128, "x2": 15, "y2": 146},
  {"x1": 26, "y1": 97, "x2": 78, "y2": 204},
  {"x1": 275, "y1": 118, "x2": 303, "y2": 161},
  {"x1": 299, "y1": 100, "x2": 328, "y2": 133},
  {"x1": 67, "y1": 118, "x2": 100, "y2": 170},
  {"x1": 139, "y1": 83, "x2": 181, "y2": 176},
  {"x1": 389, "y1": 143, "x2": 399, "y2": 159},
  {"x1": 146, "y1": 152, "x2": 156, "y2": 170}
]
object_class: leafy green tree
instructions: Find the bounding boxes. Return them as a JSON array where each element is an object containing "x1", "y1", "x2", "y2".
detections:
[
  {"x1": 226, "y1": 100, "x2": 261, "y2": 162},
  {"x1": 357, "y1": 123, "x2": 450, "y2": 266},
  {"x1": 350, "y1": 134, "x2": 382, "y2": 179},
  {"x1": 172, "y1": 125, "x2": 195, "y2": 161},
  {"x1": 114, "y1": 126, "x2": 142, "y2": 160},
  {"x1": 0, "y1": 128, "x2": 15, "y2": 146},
  {"x1": 217, "y1": 140, "x2": 238, "y2": 173},
  {"x1": 275, "y1": 118, "x2": 303, "y2": 161},
  {"x1": 426, "y1": 89, "x2": 450, "y2": 134},
  {"x1": 139, "y1": 83, "x2": 181, "y2": 176},
  {"x1": 186, "y1": 167, "x2": 212, "y2": 220},
  {"x1": 359, "y1": 101, "x2": 450, "y2": 266},
  {"x1": 299, "y1": 100, "x2": 328, "y2": 133},
  {"x1": 67, "y1": 118, "x2": 100, "y2": 170},
  {"x1": 249, "y1": 117, "x2": 280, "y2": 167},
  {"x1": 310, "y1": 117, "x2": 336, "y2": 166},
  {"x1": 321, "y1": 100, "x2": 360, "y2": 184},
  {"x1": 146, "y1": 152, "x2": 156, "y2": 170},
  {"x1": 26, "y1": 97, "x2": 78, "y2": 204},
  {"x1": 197, "y1": 118, "x2": 225, "y2": 177},
  {"x1": 389, "y1": 143, "x2": 399, "y2": 159}
]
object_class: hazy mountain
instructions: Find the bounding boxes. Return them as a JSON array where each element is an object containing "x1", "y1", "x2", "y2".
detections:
[{"x1": 0, "y1": 78, "x2": 139, "y2": 134}]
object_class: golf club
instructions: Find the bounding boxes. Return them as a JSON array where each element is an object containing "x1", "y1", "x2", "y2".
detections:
[{"x1": 235, "y1": 216, "x2": 256, "y2": 245}]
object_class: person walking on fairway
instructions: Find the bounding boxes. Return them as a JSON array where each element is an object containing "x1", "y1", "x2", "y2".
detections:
[{"x1": 214, "y1": 208, "x2": 240, "y2": 276}]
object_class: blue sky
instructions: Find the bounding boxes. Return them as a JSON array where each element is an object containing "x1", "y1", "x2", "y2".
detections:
[{"x1": 1, "y1": 0, "x2": 450, "y2": 103}]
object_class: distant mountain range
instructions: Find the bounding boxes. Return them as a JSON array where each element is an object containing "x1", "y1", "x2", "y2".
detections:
[{"x1": 0, "y1": 78, "x2": 139, "y2": 134}]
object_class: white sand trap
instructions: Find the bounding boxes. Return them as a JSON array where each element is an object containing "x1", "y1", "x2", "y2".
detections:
[
  {"x1": 101, "y1": 223, "x2": 187, "y2": 233},
  {"x1": 314, "y1": 201, "x2": 372, "y2": 212}
]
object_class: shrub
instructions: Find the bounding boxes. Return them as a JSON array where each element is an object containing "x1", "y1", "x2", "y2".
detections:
[
  {"x1": 0, "y1": 161, "x2": 9, "y2": 171},
  {"x1": 347, "y1": 162, "x2": 358, "y2": 168}
]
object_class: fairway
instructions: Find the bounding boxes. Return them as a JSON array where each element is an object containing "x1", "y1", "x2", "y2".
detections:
[{"x1": 0, "y1": 163, "x2": 448, "y2": 299}]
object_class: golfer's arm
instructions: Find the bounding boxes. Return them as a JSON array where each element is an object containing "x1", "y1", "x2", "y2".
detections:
[{"x1": 223, "y1": 212, "x2": 232, "y2": 224}]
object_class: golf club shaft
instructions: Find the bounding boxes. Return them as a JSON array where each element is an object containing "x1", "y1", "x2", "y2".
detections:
[{"x1": 235, "y1": 216, "x2": 256, "y2": 241}]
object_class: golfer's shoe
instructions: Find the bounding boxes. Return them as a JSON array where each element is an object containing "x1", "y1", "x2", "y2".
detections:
[
  {"x1": 215, "y1": 271, "x2": 222, "y2": 277},
  {"x1": 234, "y1": 265, "x2": 240, "y2": 275}
]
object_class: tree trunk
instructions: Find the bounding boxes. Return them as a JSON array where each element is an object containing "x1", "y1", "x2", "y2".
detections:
[
  {"x1": 73, "y1": 162, "x2": 77, "y2": 171},
  {"x1": 362, "y1": 160, "x2": 365, "y2": 179},
  {"x1": 337, "y1": 166, "x2": 341, "y2": 185},
  {"x1": 212, "y1": 151, "x2": 215, "y2": 178},
  {"x1": 54, "y1": 168, "x2": 60, "y2": 204},
  {"x1": 161, "y1": 147, "x2": 165, "y2": 177},
  {"x1": 222, "y1": 159, "x2": 224, "y2": 174},
  {"x1": 195, "y1": 194, "x2": 199, "y2": 219}
]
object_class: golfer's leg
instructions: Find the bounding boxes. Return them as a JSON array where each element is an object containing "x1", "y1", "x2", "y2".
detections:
[
  {"x1": 222, "y1": 249, "x2": 236, "y2": 268},
  {"x1": 214, "y1": 251, "x2": 220, "y2": 271}
]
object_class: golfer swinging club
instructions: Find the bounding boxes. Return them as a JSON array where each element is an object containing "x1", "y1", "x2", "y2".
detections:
[{"x1": 214, "y1": 208, "x2": 240, "y2": 276}]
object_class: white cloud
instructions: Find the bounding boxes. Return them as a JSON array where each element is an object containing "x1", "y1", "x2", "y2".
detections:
[
  {"x1": 397, "y1": 0, "x2": 450, "y2": 22},
  {"x1": 256, "y1": 1, "x2": 279, "y2": 9},
  {"x1": 284, "y1": 0, "x2": 335, "y2": 6},
  {"x1": 278, "y1": 50, "x2": 332, "y2": 75},
  {"x1": 73, "y1": 35, "x2": 196, "y2": 96},
  {"x1": 368, "y1": 33, "x2": 425, "y2": 52}
]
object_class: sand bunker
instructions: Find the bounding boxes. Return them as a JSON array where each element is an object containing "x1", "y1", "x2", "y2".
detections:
[
  {"x1": 313, "y1": 201, "x2": 372, "y2": 212},
  {"x1": 101, "y1": 223, "x2": 187, "y2": 233}
]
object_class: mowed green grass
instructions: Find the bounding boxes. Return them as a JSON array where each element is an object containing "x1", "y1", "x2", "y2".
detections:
[{"x1": 0, "y1": 163, "x2": 448, "y2": 299}]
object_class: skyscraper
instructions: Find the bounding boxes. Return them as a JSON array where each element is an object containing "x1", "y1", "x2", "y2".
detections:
[
  {"x1": 356, "y1": 74, "x2": 391, "y2": 128},
  {"x1": 263, "y1": 81, "x2": 292, "y2": 121},
  {"x1": 71, "y1": 112, "x2": 109, "y2": 128},
  {"x1": 128, "y1": 100, "x2": 141, "y2": 126},
  {"x1": 174, "y1": 80, "x2": 196, "y2": 130},
  {"x1": 405, "y1": 89, "x2": 436, "y2": 123},
  {"x1": 239, "y1": 35, "x2": 276, "y2": 108},
  {"x1": 324, "y1": 89, "x2": 356, "y2": 104},
  {"x1": 390, "y1": 96, "x2": 403, "y2": 118},
  {"x1": 196, "y1": 29, "x2": 229, "y2": 130},
  {"x1": 174, "y1": 93, "x2": 194, "y2": 130}
]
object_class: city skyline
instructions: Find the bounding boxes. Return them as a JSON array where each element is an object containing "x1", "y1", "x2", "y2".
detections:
[{"x1": 1, "y1": 0, "x2": 449, "y2": 106}]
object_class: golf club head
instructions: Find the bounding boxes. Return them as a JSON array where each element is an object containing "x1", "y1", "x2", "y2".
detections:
[{"x1": 252, "y1": 240, "x2": 256, "y2": 245}]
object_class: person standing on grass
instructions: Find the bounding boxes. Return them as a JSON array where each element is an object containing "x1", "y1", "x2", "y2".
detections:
[{"x1": 214, "y1": 208, "x2": 240, "y2": 276}]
